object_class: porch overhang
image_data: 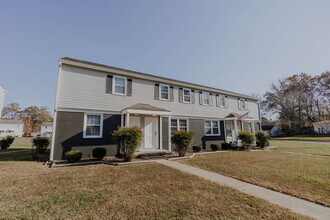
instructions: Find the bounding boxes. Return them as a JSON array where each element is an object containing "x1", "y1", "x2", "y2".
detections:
[{"x1": 121, "y1": 103, "x2": 171, "y2": 116}]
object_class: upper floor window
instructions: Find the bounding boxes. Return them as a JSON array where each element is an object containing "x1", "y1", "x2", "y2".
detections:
[
  {"x1": 239, "y1": 99, "x2": 247, "y2": 110},
  {"x1": 183, "y1": 88, "x2": 191, "y2": 103},
  {"x1": 159, "y1": 84, "x2": 169, "y2": 100},
  {"x1": 113, "y1": 76, "x2": 127, "y2": 95},
  {"x1": 83, "y1": 114, "x2": 103, "y2": 138},
  {"x1": 218, "y1": 95, "x2": 228, "y2": 107},
  {"x1": 171, "y1": 119, "x2": 188, "y2": 133},
  {"x1": 205, "y1": 120, "x2": 220, "y2": 136},
  {"x1": 202, "y1": 92, "x2": 210, "y2": 105}
]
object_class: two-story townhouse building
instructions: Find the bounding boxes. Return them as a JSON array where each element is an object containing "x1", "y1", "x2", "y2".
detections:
[{"x1": 50, "y1": 57, "x2": 261, "y2": 161}]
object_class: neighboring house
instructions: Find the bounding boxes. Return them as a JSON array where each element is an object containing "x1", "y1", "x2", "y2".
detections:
[
  {"x1": 40, "y1": 122, "x2": 53, "y2": 137},
  {"x1": 0, "y1": 119, "x2": 24, "y2": 137},
  {"x1": 50, "y1": 57, "x2": 261, "y2": 161},
  {"x1": 312, "y1": 120, "x2": 330, "y2": 134},
  {"x1": 0, "y1": 84, "x2": 7, "y2": 119},
  {"x1": 261, "y1": 125, "x2": 279, "y2": 137}
]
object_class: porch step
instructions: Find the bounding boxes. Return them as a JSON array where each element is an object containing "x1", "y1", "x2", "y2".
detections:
[{"x1": 135, "y1": 150, "x2": 171, "y2": 159}]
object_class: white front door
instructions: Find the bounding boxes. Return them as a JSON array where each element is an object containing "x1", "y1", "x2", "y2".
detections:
[{"x1": 144, "y1": 117, "x2": 158, "y2": 148}]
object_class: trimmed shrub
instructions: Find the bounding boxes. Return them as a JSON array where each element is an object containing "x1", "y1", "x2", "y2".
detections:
[
  {"x1": 0, "y1": 136, "x2": 15, "y2": 150},
  {"x1": 112, "y1": 126, "x2": 143, "y2": 162},
  {"x1": 65, "y1": 150, "x2": 82, "y2": 162},
  {"x1": 238, "y1": 131, "x2": 255, "y2": 150},
  {"x1": 255, "y1": 131, "x2": 269, "y2": 148},
  {"x1": 32, "y1": 137, "x2": 50, "y2": 154},
  {"x1": 210, "y1": 144, "x2": 220, "y2": 151},
  {"x1": 93, "y1": 147, "x2": 107, "y2": 160},
  {"x1": 221, "y1": 143, "x2": 232, "y2": 150},
  {"x1": 192, "y1": 145, "x2": 202, "y2": 152},
  {"x1": 171, "y1": 130, "x2": 194, "y2": 157}
]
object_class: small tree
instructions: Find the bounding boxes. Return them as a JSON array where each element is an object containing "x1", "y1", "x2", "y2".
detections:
[
  {"x1": 255, "y1": 131, "x2": 269, "y2": 148},
  {"x1": 0, "y1": 136, "x2": 15, "y2": 150},
  {"x1": 238, "y1": 131, "x2": 255, "y2": 150},
  {"x1": 112, "y1": 127, "x2": 143, "y2": 162},
  {"x1": 171, "y1": 130, "x2": 194, "y2": 157},
  {"x1": 32, "y1": 137, "x2": 50, "y2": 154}
]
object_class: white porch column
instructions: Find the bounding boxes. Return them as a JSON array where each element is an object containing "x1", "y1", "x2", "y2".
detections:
[
  {"x1": 168, "y1": 115, "x2": 171, "y2": 151},
  {"x1": 159, "y1": 116, "x2": 163, "y2": 150},
  {"x1": 252, "y1": 121, "x2": 256, "y2": 134},
  {"x1": 121, "y1": 114, "x2": 124, "y2": 127},
  {"x1": 126, "y1": 113, "x2": 130, "y2": 127},
  {"x1": 234, "y1": 119, "x2": 238, "y2": 141}
]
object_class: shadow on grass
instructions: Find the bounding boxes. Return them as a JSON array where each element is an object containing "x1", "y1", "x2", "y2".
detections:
[{"x1": 0, "y1": 148, "x2": 49, "y2": 162}]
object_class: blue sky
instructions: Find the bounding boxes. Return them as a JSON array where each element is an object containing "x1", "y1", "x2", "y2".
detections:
[{"x1": 1, "y1": 0, "x2": 330, "y2": 112}]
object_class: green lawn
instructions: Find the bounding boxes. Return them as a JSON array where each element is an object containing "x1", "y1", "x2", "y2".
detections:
[
  {"x1": 0, "y1": 137, "x2": 49, "y2": 161},
  {"x1": 0, "y1": 162, "x2": 309, "y2": 219},
  {"x1": 271, "y1": 135, "x2": 330, "y2": 142},
  {"x1": 271, "y1": 140, "x2": 330, "y2": 156},
  {"x1": 182, "y1": 142, "x2": 330, "y2": 207}
]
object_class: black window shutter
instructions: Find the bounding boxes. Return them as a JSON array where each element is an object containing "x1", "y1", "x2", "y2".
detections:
[
  {"x1": 216, "y1": 94, "x2": 220, "y2": 107},
  {"x1": 127, "y1": 78, "x2": 132, "y2": 96},
  {"x1": 106, "y1": 75, "x2": 113, "y2": 94},
  {"x1": 154, "y1": 83, "x2": 160, "y2": 100},
  {"x1": 191, "y1": 90, "x2": 195, "y2": 104},
  {"x1": 170, "y1": 86, "x2": 174, "y2": 101},
  {"x1": 199, "y1": 91, "x2": 203, "y2": 105},
  {"x1": 179, "y1": 88, "x2": 183, "y2": 102}
]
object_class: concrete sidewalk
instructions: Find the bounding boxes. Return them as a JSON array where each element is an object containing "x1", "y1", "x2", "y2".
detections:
[{"x1": 156, "y1": 159, "x2": 330, "y2": 220}]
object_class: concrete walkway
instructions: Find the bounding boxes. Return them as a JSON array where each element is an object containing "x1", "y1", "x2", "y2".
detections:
[{"x1": 156, "y1": 159, "x2": 330, "y2": 220}]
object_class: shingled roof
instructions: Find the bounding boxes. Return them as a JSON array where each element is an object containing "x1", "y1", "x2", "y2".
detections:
[{"x1": 124, "y1": 103, "x2": 169, "y2": 112}]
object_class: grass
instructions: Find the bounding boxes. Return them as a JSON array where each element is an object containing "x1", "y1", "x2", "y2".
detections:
[
  {"x1": 272, "y1": 135, "x2": 330, "y2": 142},
  {"x1": 0, "y1": 137, "x2": 49, "y2": 161},
  {"x1": 182, "y1": 143, "x2": 330, "y2": 207},
  {"x1": 271, "y1": 140, "x2": 330, "y2": 156},
  {"x1": 0, "y1": 162, "x2": 309, "y2": 219}
]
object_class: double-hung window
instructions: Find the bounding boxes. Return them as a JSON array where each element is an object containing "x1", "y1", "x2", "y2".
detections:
[
  {"x1": 84, "y1": 114, "x2": 103, "y2": 138},
  {"x1": 218, "y1": 95, "x2": 228, "y2": 107},
  {"x1": 159, "y1": 84, "x2": 169, "y2": 100},
  {"x1": 202, "y1": 92, "x2": 210, "y2": 105},
  {"x1": 183, "y1": 88, "x2": 191, "y2": 103},
  {"x1": 205, "y1": 120, "x2": 220, "y2": 136},
  {"x1": 239, "y1": 99, "x2": 247, "y2": 110},
  {"x1": 113, "y1": 76, "x2": 127, "y2": 95},
  {"x1": 171, "y1": 119, "x2": 188, "y2": 133}
]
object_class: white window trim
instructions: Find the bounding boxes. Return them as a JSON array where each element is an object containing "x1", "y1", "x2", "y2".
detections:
[
  {"x1": 202, "y1": 91, "x2": 211, "y2": 106},
  {"x1": 159, "y1": 83, "x2": 170, "y2": 101},
  {"x1": 218, "y1": 95, "x2": 228, "y2": 108},
  {"x1": 238, "y1": 99, "x2": 248, "y2": 110},
  {"x1": 183, "y1": 88, "x2": 191, "y2": 103},
  {"x1": 171, "y1": 118, "x2": 189, "y2": 131},
  {"x1": 112, "y1": 75, "x2": 127, "y2": 96},
  {"x1": 83, "y1": 113, "x2": 103, "y2": 138},
  {"x1": 204, "y1": 120, "x2": 220, "y2": 136}
]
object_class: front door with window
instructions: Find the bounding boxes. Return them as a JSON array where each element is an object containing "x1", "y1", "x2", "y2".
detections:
[{"x1": 144, "y1": 117, "x2": 158, "y2": 148}]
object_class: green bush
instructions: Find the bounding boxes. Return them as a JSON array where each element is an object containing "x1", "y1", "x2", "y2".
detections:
[
  {"x1": 32, "y1": 137, "x2": 50, "y2": 154},
  {"x1": 210, "y1": 144, "x2": 220, "y2": 151},
  {"x1": 221, "y1": 143, "x2": 232, "y2": 150},
  {"x1": 255, "y1": 131, "x2": 269, "y2": 148},
  {"x1": 93, "y1": 147, "x2": 107, "y2": 160},
  {"x1": 112, "y1": 127, "x2": 143, "y2": 162},
  {"x1": 65, "y1": 150, "x2": 82, "y2": 162},
  {"x1": 192, "y1": 145, "x2": 202, "y2": 152},
  {"x1": 238, "y1": 131, "x2": 255, "y2": 150},
  {"x1": 0, "y1": 136, "x2": 15, "y2": 150},
  {"x1": 171, "y1": 130, "x2": 194, "y2": 157}
]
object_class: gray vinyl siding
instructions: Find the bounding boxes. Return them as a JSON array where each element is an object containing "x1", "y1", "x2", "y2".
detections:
[{"x1": 57, "y1": 64, "x2": 260, "y2": 120}]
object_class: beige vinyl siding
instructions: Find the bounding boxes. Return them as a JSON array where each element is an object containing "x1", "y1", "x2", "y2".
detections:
[{"x1": 57, "y1": 64, "x2": 260, "y2": 119}]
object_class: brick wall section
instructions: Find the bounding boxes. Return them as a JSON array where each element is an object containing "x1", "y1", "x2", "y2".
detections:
[
  {"x1": 53, "y1": 111, "x2": 121, "y2": 160},
  {"x1": 162, "y1": 117, "x2": 169, "y2": 150},
  {"x1": 189, "y1": 119, "x2": 225, "y2": 150}
]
